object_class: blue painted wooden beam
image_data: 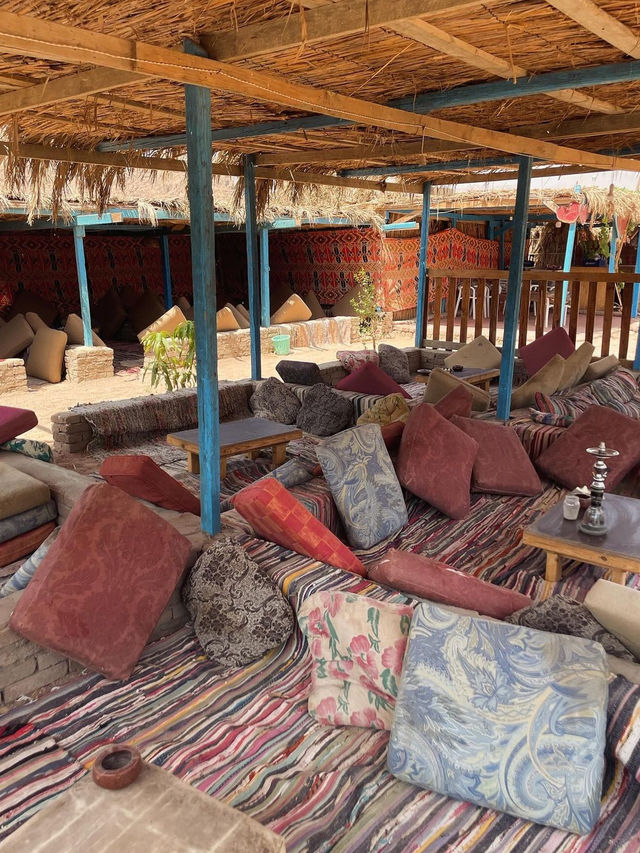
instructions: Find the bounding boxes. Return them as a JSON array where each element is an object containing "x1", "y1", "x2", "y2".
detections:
[
  {"x1": 608, "y1": 219, "x2": 618, "y2": 275},
  {"x1": 497, "y1": 156, "x2": 533, "y2": 421},
  {"x1": 244, "y1": 154, "x2": 262, "y2": 380},
  {"x1": 160, "y1": 232, "x2": 173, "y2": 309},
  {"x1": 260, "y1": 227, "x2": 270, "y2": 328},
  {"x1": 560, "y1": 221, "x2": 577, "y2": 324},
  {"x1": 414, "y1": 182, "x2": 432, "y2": 348},
  {"x1": 342, "y1": 155, "x2": 524, "y2": 178},
  {"x1": 184, "y1": 39, "x2": 220, "y2": 536},
  {"x1": 72, "y1": 224, "x2": 93, "y2": 347}
]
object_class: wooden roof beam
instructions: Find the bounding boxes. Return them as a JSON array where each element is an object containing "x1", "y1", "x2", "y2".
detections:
[{"x1": 546, "y1": 0, "x2": 640, "y2": 58}]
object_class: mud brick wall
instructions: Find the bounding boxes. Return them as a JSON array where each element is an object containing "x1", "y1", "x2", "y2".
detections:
[
  {"x1": 0, "y1": 359, "x2": 28, "y2": 394},
  {"x1": 64, "y1": 346, "x2": 114, "y2": 383}
]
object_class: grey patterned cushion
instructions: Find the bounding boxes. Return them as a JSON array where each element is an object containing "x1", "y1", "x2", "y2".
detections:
[
  {"x1": 249, "y1": 377, "x2": 301, "y2": 424},
  {"x1": 378, "y1": 344, "x2": 411, "y2": 385},
  {"x1": 182, "y1": 538, "x2": 294, "y2": 668},
  {"x1": 505, "y1": 594, "x2": 636, "y2": 661},
  {"x1": 296, "y1": 384, "x2": 354, "y2": 436},
  {"x1": 276, "y1": 360, "x2": 323, "y2": 386}
]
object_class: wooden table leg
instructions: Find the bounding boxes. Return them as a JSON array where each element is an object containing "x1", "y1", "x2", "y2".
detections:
[
  {"x1": 545, "y1": 552, "x2": 563, "y2": 582},
  {"x1": 608, "y1": 568, "x2": 626, "y2": 585},
  {"x1": 271, "y1": 443, "x2": 287, "y2": 469},
  {"x1": 187, "y1": 451, "x2": 200, "y2": 474}
]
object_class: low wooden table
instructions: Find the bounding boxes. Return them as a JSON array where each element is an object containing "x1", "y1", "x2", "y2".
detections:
[
  {"x1": 522, "y1": 493, "x2": 640, "y2": 584},
  {"x1": 416, "y1": 367, "x2": 500, "y2": 393},
  {"x1": 167, "y1": 417, "x2": 303, "y2": 478}
]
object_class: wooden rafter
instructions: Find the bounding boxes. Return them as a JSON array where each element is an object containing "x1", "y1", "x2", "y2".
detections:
[
  {"x1": 546, "y1": 0, "x2": 640, "y2": 58},
  {"x1": 0, "y1": 11, "x2": 637, "y2": 174}
]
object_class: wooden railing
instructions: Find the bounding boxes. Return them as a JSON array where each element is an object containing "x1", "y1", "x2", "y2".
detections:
[{"x1": 423, "y1": 268, "x2": 640, "y2": 363}]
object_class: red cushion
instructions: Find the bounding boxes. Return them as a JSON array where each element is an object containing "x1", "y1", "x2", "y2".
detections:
[
  {"x1": 380, "y1": 421, "x2": 405, "y2": 451},
  {"x1": 433, "y1": 385, "x2": 473, "y2": 420},
  {"x1": 0, "y1": 406, "x2": 38, "y2": 444},
  {"x1": 232, "y1": 477, "x2": 365, "y2": 576},
  {"x1": 450, "y1": 416, "x2": 542, "y2": 496},
  {"x1": 519, "y1": 326, "x2": 575, "y2": 376},
  {"x1": 10, "y1": 484, "x2": 192, "y2": 680},
  {"x1": 535, "y1": 405, "x2": 640, "y2": 490},
  {"x1": 336, "y1": 362, "x2": 411, "y2": 399},
  {"x1": 368, "y1": 549, "x2": 531, "y2": 619},
  {"x1": 0, "y1": 522, "x2": 55, "y2": 568},
  {"x1": 396, "y1": 404, "x2": 478, "y2": 519},
  {"x1": 100, "y1": 455, "x2": 201, "y2": 516}
]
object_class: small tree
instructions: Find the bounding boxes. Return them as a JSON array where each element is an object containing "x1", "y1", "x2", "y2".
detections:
[
  {"x1": 142, "y1": 320, "x2": 197, "y2": 391},
  {"x1": 350, "y1": 267, "x2": 384, "y2": 351}
]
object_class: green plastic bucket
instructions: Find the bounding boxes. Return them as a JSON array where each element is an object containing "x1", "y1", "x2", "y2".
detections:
[{"x1": 273, "y1": 334, "x2": 290, "y2": 355}]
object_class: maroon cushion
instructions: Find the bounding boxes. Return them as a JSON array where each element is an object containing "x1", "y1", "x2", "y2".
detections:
[
  {"x1": 0, "y1": 406, "x2": 38, "y2": 444},
  {"x1": 450, "y1": 416, "x2": 542, "y2": 496},
  {"x1": 396, "y1": 403, "x2": 478, "y2": 519},
  {"x1": 100, "y1": 455, "x2": 201, "y2": 516},
  {"x1": 535, "y1": 405, "x2": 640, "y2": 490},
  {"x1": 336, "y1": 362, "x2": 411, "y2": 399},
  {"x1": 381, "y1": 421, "x2": 405, "y2": 451},
  {"x1": 368, "y1": 549, "x2": 531, "y2": 619},
  {"x1": 433, "y1": 385, "x2": 473, "y2": 420},
  {"x1": 10, "y1": 484, "x2": 192, "y2": 680},
  {"x1": 0, "y1": 522, "x2": 55, "y2": 568},
  {"x1": 519, "y1": 326, "x2": 575, "y2": 376}
]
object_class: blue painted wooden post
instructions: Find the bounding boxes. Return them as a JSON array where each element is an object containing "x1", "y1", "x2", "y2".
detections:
[
  {"x1": 244, "y1": 155, "x2": 261, "y2": 380},
  {"x1": 497, "y1": 157, "x2": 533, "y2": 421},
  {"x1": 414, "y1": 182, "x2": 431, "y2": 348},
  {"x1": 560, "y1": 221, "x2": 577, "y2": 324},
  {"x1": 160, "y1": 233, "x2": 173, "y2": 309},
  {"x1": 632, "y1": 238, "x2": 640, "y2": 320},
  {"x1": 608, "y1": 220, "x2": 618, "y2": 275},
  {"x1": 260, "y1": 227, "x2": 270, "y2": 327},
  {"x1": 72, "y1": 224, "x2": 93, "y2": 346},
  {"x1": 184, "y1": 40, "x2": 220, "y2": 535}
]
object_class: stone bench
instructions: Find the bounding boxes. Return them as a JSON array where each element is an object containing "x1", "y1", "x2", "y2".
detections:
[{"x1": 0, "y1": 358, "x2": 28, "y2": 394}]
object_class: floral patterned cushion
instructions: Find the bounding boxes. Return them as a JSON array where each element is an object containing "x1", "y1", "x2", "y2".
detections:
[
  {"x1": 295, "y1": 384, "x2": 354, "y2": 437},
  {"x1": 378, "y1": 344, "x2": 411, "y2": 384},
  {"x1": 276, "y1": 360, "x2": 323, "y2": 386},
  {"x1": 336, "y1": 349, "x2": 379, "y2": 373},
  {"x1": 297, "y1": 590, "x2": 413, "y2": 730},
  {"x1": 249, "y1": 377, "x2": 301, "y2": 425},
  {"x1": 0, "y1": 437, "x2": 53, "y2": 462},
  {"x1": 356, "y1": 393, "x2": 410, "y2": 426},
  {"x1": 316, "y1": 424, "x2": 407, "y2": 549},
  {"x1": 388, "y1": 601, "x2": 608, "y2": 835}
]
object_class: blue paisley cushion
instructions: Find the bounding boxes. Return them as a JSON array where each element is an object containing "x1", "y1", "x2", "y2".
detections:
[
  {"x1": 0, "y1": 438, "x2": 53, "y2": 462},
  {"x1": 0, "y1": 499, "x2": 57, "y2": 544},
  {"x1": 388, "y1": 602, "x2": 608, "y2": 835},
  {"x1": 316, "y1": 423, "x2": 407, "y2": 549}
]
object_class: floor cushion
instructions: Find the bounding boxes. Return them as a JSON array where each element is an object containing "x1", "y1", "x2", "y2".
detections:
[
  {"x1": 0, "y1": 438, "x2": 53, "y2": 462},
  {"x1": 216, "y1": 306, "x2": 240, "y2": 332},
  {"x1": 128, "y1": 291, "x2": 165, "y2": 334},
  {"x1": 331, "y1": 285, "x2": 361, "y2": 317},
  {"x1": 583, "y1": 354, "x2": 619, "y2": 382},
  {"x1": 250, "y1": 377, "x2": 301, "y2": 424},
  {"x1": 380, "y1": 420, "x2": 404, "y2": 451},
  {"x1": 0, "y1": 405, "x2": 37, "y2": 444},
  {"x1": 224, "y1": 302, "x2": 249, "y2": 330},
  {"x1": 0, "y1": 499, "x2": 57, "y2": 544},
  {"x1": 182, "y1": 538, "x2": 294, "y2": 668},
  {"x1": 536, "y1": 405, "x2": 640, "y2": 489},
  {"x1": 336, "y1": 349, "x2": 379, "y2": 373},
  {"x1": 6, "y1": 290, "x2": 58, "y2": 326},
  {"x1": 443, "y1": 335, "x2": 501, "y2": 370},
  {"x1": 585, "y1": 580, "x2": 640, "y2": 659},
  {"x1": 336, "y1": 362, "x2": 411, "y2": 399},
  {"x1": 297, "y1": 590, "x2": 413, "y2": 730},
  {"x1": 356, "y1": 393, "x2": 410, "y2": 426},
  {"x1": 388, "y1": 602, "x2": 608, "y2": 834},
  {"x1": 378, "y1": 344, "x2": 411, "y2": 384},
  {"x1": 0, "y1": 314, "x2": 34, "y2": 359},
  {"x1": 519, "y1": 326, "x2": 575, "y2": 376},
  {"x1": 100, "y1": 455, "x2": 201, "y2": 515},
  {"x1": 177, "y1": 296, "x2": 194, "y2": 321},
  {"x1": 0, "y1": 462, "x2": 51, "y2": 521},
  {"x1": 232, "y1": 477, "x2": 365, "y2": 575},
  {"x1": 10, "y1": 483, "x2": 192, "y2": 680},
  {"x1": 368, "y1": 548, "x2": 531, "y2": 619},
  {"x1": 450, "y1": 416, "x2": 542, "y2": 496},
  {"x1": 271, "y1": 293, "x2": 312, "y2": 324},
  {"x1": 1, "y1": 525, "x2": 59, "y2": 597},
  {"x1": 0, "y1": 521, "x2": 56, "y2": 568},
  {"x1": 94, "y1": 289, "x2": 127, "y2": 339},
  {"x1": 433, "y1": 385, "x2": 473, "y2": 420},
  {"x1": 137, "y1": 305, "x2": 188, "y2": 342},
  {"x1": 276, "y1": 360, "x2": 323, "y2": 386},
  {"x1": 64, "y1": 313, "x2": 106, "y2": 347},
  {"x1": 316, "y1": 424, "x2": 407, "y2": 549},
  {"x1": 25, "y1": 312, "x2": 48, "y2": 333},
  {"x1": 509, "y1": 354, "x2": 565, "y2": 410},
  {"x1": 303, "y1": 290, "x2": 325, "y2": 319},
  {"x1": 25, "y1": 327, "x2": 68, "y2": 383},
  {"x1": 423, "y1": 368, "x2": 490, "y2": 413},
  {"x1": 396, "y1": 404, "x2": 478, "y2": 519},
  {"x1": 557, "y1": 341, "x2": 594, "y2": 390},
  {"x1": 235, "y1": 303, "x2": 250, "y2": 323},
  {"x1": 296, "y1": 384, "x2": 354, "y2": 436}
]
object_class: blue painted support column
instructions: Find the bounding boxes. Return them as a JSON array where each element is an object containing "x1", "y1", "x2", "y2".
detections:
[
  {"x1": 244, "y1": 155, "x2": 261, "y2": 380},
  {"x1": 560, "y1": 221, "x2": 577, "y2": 325},
  {"x1": 608, "y1": 220, "x2": 618, "y2": 275},
  {"x1": 260, "y1": 227, "x2": 270, "y2": 327},
  {"x1": 160, "y1": 233, "x2": 173, "y2": 309},
  {"x1": 184, "y1": 40, "x2": 220, "y2": 535},
  {"x1": 632, "y1": 237, "x2": 640, "y2": 320},
  {"x1": 72, "y1": 225, "x2": 93, "y2": 346},
  {"x1": 497, "y1": 157, "x2": 533, "y2": 421},
  {"x1": 414, "y1": 182, "x2": 431, "y2": 348}
]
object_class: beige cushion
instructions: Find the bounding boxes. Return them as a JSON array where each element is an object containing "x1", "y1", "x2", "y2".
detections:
[
  {"x1": 509, "y1": 354, "x2": 565, "y2": 410},
  {"x1": 424, "y1": 368, "x2": 490, "y2": 413},
  {"x1": 225, "y1": 302, "x2": 250, "y2": 329},
  {"x1": 26, "y1": 327, "x2": 68, "y2": 383},
  {"x1": 0, "y1": 461, "x2": 50, "y2": 521},
  {"x1": 330, "y1": 285, "x2": 361, "y2": 317},
  {"x1": 271, "y1": 293, "x2": 312, "y2": 324},
  {"x1": 236, "y1": 303, "x2": 250, "y2": 323},
  {"x1": 25, "y1": 312, "x2": 48, "y2": 333},
  {"x1": 64, "y1": 313, "x2": 106, "y2": 347},
  {"x1": 585, "y1": 580, "x2": 640, "y2": 659},
  {"x1": 443, "y1": 335, "x2": 502, "y2": 370},
  {"x1": 557, "y1": 341, "x2": 594, "y2": 390},
  {"x1": 303, "y1": 290, "x2": 326, "y2": 320},
  {"x1": 217, "y1": 306, "x2": 240, "y2": 332},
  {"x1": 582, "y1": 354, "x2": 619, "y2": 382},
  {"x1": 0, "y1": 314, "x2": 34, "y2": 359},
  {"x1": 129, "y1": 291, "x2": 165, "y2": 334},
  {"x1": 137, "y1": 305, "x2": 187, "y2": 342},
  {"x1": 176, "y1": 297, "x2": 194, "y2": 321}
]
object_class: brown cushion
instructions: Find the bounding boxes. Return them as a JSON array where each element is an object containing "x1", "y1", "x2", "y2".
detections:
[
  {"x1": 583, "y1": 355, "x2": 619, "y2": 382},
  {"x1": 536, "y1": 405, "x2": 640, "y2": 490},
  {"x1": 25, "y1": 327, "x2": 68, "y2": 383},
  {"x1": 510, "y1": 354, "x2": 565, "y2": 410},
  {"x1": 330, "y1": 285, "x2": 360, "y2": 317},
  {"x1": 100, "y1": 455, "x2": 201, "y2": 515},
  {"x1": 450, "y1": 416, "x2": 542, "y2": 496},
  {"x1": 64, "y1": 313, "x2": 106, "y2": 347},
  {"x1": 396, "y1": 403, "x2": 479, "y2": 519},
  {"x1": 424, "y1": 368, "x2": 490, "y2": 412},
  {"x1": 7, "y1": 291, "x2": 58, "y2": 326},
  {"x1": 217, "y1": 306, "x2": 240, "y2": 332},
  {"x1": 94, "y1": 289, "x2": 127, "y2": 339},
  {"x1": 128, "y1": 291, "x2": 165, "y2": 334},
  {"x1": 443, "y1": 335, "x2": 501, "y2": 370},
  {"x1": 271, "y1": 293, "x2": 312, "y2": 324},
  {"x1": 236, "y1": 303, "x2": 250, "y2": 322},
  {"x1": 0, "y1": 461, "x2": 51, "y2": 521},
  {"x1": 176, "y1": 296, "x2": 194, "y2": 321},
  {"x1": 224, "y1": 302, "x2": 250, "y2": 329},
  {"x1": 0, "y1": 522, "x2": 56, "y2": 569},
  {"x1": 136, "y1": 305, "x2": 187, "y2": 342},
  {"x1": 25, "y1": 312, "x2": 48, "y2": 333},
  {"x1": 433, "y1": 385, "x2": 473, "y2": 420},
  {"x1": 519, "y1": 326, "x2": 575, "y2": 376},
  {"x1": 0, "y1": 314, "x2": 34, "y2": 358},
  {"x1": 557, "y1": 341, "x2": 594, "y2": 390},
  {"x1": 303, "y1": 290, "x2": 326, "y2": 319}
]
